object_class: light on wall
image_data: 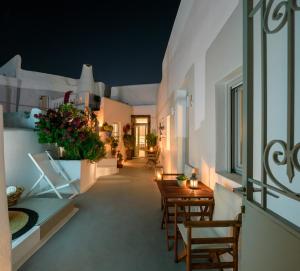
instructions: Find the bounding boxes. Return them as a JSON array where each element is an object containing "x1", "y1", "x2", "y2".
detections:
[{"x1": 187, "y1": 94, "x2": 193, "y2": 107}]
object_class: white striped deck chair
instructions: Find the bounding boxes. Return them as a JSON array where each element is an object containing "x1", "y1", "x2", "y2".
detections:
[{"x1": 27, "y1": 151, "x2": 79, "y2": 199}]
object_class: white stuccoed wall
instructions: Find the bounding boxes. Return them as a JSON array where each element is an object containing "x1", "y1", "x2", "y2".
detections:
[
  {"x1": 0, "y1": 106, "x2": 12, "y2": 271},
  {"x1": 99, "y1": 97, "x2": 133, "y2": 157},
  {"x1": 158, "y1": 0, "x2": 300, "y2": 223},
  {"x1": 157, "y1": 0, "x2": 240, "y2": 184},
  {"x1": 0, "y1": 55, "x2": 106, "y2": 112},
  {"x1": 111, "y1": 83, "x2": 158, "y2": 106},
  {"x1": 3, "y1": 129, "x2": 44, "y2": 192}
]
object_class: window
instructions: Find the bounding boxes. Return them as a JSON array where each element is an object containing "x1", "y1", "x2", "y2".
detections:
[{"x1": 231, "y1": 84, "x2": 243, "y2": 175}]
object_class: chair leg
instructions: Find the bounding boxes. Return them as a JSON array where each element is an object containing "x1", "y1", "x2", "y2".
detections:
[
  {"x1": 161, "y1": 204, "x2": 166, "y2": 229},
  {"x1": 161, "y1": 196, "x2": 164, "y2": 210},
  {"x1": 174, "y1": 225, "x2": 178, "y2": 262},
  {"x1": 186, "y1": 246, "x2": 191, "y2": 271},
  {"x1": 165, "y1": 205, "x2": 171, "y2": 250},
  {"x1": 25, "y1": 175, "x2": 44, "y2": 197}
]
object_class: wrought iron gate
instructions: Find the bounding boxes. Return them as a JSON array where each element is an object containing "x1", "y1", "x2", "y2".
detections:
[{"x1": 243, "y1": 0, "x2": 300, "y2": 229}]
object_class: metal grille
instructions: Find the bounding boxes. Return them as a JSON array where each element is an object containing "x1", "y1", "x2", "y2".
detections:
[{"x1": 243, "y1": 0, "x2": 300, "y2": 225}]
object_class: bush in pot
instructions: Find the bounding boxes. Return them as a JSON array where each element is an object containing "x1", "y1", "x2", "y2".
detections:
[
  {"x1": 176, "y1": 174, "x2": 188, "y2": 187},
  {"x1": 35, "y1": 92, "x2": 105, "y2": 162},
  {"x1": 146, "y1": 132, "x2": 157, "y2": 150}
]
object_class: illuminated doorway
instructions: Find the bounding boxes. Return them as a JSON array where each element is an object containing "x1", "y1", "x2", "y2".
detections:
[{"x1": 131, "y1": 115, "x2": 150, "y2": 158}]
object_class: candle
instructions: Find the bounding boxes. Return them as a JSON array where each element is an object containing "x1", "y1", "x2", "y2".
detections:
[
  {"x1": 190, "y1": 179, "x2": 198, "y2": 188},
  {"x1": 157, "y1": 172, "x2": 162, "y2": 181}
]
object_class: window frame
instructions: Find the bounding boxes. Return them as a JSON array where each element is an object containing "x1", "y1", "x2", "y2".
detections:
[{"x1": 230, "y1": 83, "x2": 243, "y2": 175}]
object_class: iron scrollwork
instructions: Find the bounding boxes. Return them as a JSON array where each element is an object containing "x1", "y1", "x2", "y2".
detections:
[
  {"x1": 264, "y1": 0, "x2": 288, "y2": 33},
  {"x1": 249, "y1": 0, "x2": 300, "y2": 198},
  {"x1": 264, "y1": 140, "x2": 300, "y2": 195}
]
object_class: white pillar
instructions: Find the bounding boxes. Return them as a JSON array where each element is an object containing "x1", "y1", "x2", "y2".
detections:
[{"x1": 0, "y1": 105, "x2": 12, "y2": 271}]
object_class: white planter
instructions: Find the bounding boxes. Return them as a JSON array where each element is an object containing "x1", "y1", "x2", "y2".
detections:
[
  {"x1": 96, "y1": 158, "x2": 118, "y2": 178},
  {"x1": 177, "y1": 180, "x2": 187, "y2": 187},
  {"x1": 55, "y1": 160, "x2": 96, "y2": 193}
]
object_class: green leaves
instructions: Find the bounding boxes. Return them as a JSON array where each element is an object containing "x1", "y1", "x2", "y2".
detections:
[
  {"x1": 35, "y1": 103, "x2": 105, "y2": 162},
  {"x1": 145, "y1": 132, "x2": 157, "y2": 147}
]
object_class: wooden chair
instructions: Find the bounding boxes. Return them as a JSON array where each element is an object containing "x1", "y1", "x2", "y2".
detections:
[
  {"x1": 160, "y1": 173, "x2": 183, "y2": 211},
  {"x1": 146, "y1": 148, "x2": 160, "y2": 168},
  {"x1": 165, "y1": 199, "x2": 214, "y2": 251},
  {"x1": 174, "y1": 184, "x2": 242, "y2": 271}
]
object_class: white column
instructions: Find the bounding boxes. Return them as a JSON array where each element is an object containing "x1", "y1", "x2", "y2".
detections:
[{"x1": 0, "y1": 105, "x2": 12, "y2": 271}]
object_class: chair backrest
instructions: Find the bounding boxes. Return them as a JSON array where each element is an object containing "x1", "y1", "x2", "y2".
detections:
[
  {"x1": 162, "y1": 173, "x2": 184, "y2": 181},
  {"x1": 213, "y1": 182, "x2": 242, "y2": 236},
  {"x1": 28, "y1": 152, "x2": 68, "y2": 186},
  {"x1": 174, "y1": 199, "x2": 215, "y2": 223}
]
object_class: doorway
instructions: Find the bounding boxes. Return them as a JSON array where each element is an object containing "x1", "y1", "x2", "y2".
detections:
[{"x1": 131, "y1": 115, "x2": 151, "y2": 158}]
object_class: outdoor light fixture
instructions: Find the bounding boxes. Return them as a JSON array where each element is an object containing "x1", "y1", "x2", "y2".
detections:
[
  {"x1": 189, "y1": 168, "x2": 198, "y2": 189},
  {"x1": 155, "y1": 166, "x2": 164, "y2": 181},
  {"x1": 149, "y1": 146, "x2": 154, "y2": 152}
]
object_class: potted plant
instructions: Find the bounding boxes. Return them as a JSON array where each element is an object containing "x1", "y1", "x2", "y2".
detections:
[
  {"x1": 101, "y1": 122, "x2": 113, "y2": 137},
  {"x1": 117, "y1": 151, "x2": 123, "y2": 168},
  {"x1": 146, "y1": 132, "x2": 157, "y2": 150},
  {"x1": 34, "y1": 91, "x2": 106, "y2": 192},
  {"x1": 176, "y1": 174, "x2": 188, "y2": 187},
  {"x1": 110, "y1": 137, "x2": 119, "y2": 156},
  {"x1": 123, "y1": 124, "x2": 135, "y2": 160}
]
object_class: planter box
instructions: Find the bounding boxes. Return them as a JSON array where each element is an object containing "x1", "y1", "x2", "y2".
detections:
[
  {"x1": 96, "y1": 158, "x2": 118, "y2": 178},
  {"x1": 55, "y1": 160, "x2": 96, "y2": 193}
]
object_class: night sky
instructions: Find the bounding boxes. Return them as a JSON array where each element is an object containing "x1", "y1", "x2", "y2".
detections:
[{"x1": 0, "y1": 0, "x2": 180, "y2": 86}]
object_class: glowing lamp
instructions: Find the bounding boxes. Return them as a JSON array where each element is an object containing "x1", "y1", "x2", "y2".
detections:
[
  {"x1": 155, "y1": 166, "x2": 164, "y2": 181},
  {"x1": 189, "y1": 172, "x2": 198, "y2": 189},
  {"x1": 149, "y1": 147, "x2": 154, "y2": 152}
]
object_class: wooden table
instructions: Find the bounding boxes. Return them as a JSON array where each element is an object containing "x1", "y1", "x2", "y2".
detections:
[
  {"x1": 156, "y1": 180, "x2": 214, "y2": 250},
  {"x1": 156, "y1": 180, "x2": 213, "y2": 200}
]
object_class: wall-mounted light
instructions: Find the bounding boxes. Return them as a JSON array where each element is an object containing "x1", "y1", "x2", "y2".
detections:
[
  {"x1": 159, "y1": 122, "x2": 165, "y2": 140},
  {"x1": 187, "y1": 94, "x2": 193, "y2": 108},
  {"x1": 171, "y1": 107, "x2": 175, "y2": 116}
]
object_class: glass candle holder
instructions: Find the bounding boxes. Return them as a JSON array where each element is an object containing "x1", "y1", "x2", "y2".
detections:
[{"x1": 155, "y1": 166, "x2": 164, "y2": 181}]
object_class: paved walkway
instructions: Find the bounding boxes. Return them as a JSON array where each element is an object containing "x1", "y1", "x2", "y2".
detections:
[{"x1": 20, "y1": 159, "x2": 185, "y2": 271}]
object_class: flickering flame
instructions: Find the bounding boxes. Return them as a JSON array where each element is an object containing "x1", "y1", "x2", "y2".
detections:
[{"x1": 157, "y1": 173, "x2": 162, "y2": 181}]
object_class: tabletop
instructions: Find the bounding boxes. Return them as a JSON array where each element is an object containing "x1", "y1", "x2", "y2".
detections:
[{"x1": 156, "y1": 180, "x2": 213, "y2": 199}]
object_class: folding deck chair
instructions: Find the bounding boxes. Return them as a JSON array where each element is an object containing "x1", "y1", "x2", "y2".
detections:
[{"x1": 27, "y1": 151, "x2": 79, "y2": 199}]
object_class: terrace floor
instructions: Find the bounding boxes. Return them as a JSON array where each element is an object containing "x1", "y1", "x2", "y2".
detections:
[{"x1": 19, "y1": 159, "x2": 185, "y2": 271}]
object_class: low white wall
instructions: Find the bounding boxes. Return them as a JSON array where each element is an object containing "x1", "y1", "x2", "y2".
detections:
[
  {"x1": 4, "y1": 129, "x2": 44, "y2": 193},
  {"x1": 111, "y1": 83, "x2": 158, "y2": 106},
  {"x1": 55, "y1": 160, "x2": 96, "y2": 193},
  {"x1": 96, "y1": 158, "x2": 118, "y2": 178},
  {"x1": 0, "y1": 106, "x2": 12, "y2": 271}
]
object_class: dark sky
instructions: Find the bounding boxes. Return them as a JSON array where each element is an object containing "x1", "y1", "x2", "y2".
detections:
[{"x1": 0, "y1": 0, "x2": 180, "y2": 86}]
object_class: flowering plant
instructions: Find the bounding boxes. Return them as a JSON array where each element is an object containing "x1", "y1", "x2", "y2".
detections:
[{"x1": 35, "y1": 93, "x2": 105, "y2": 162}]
